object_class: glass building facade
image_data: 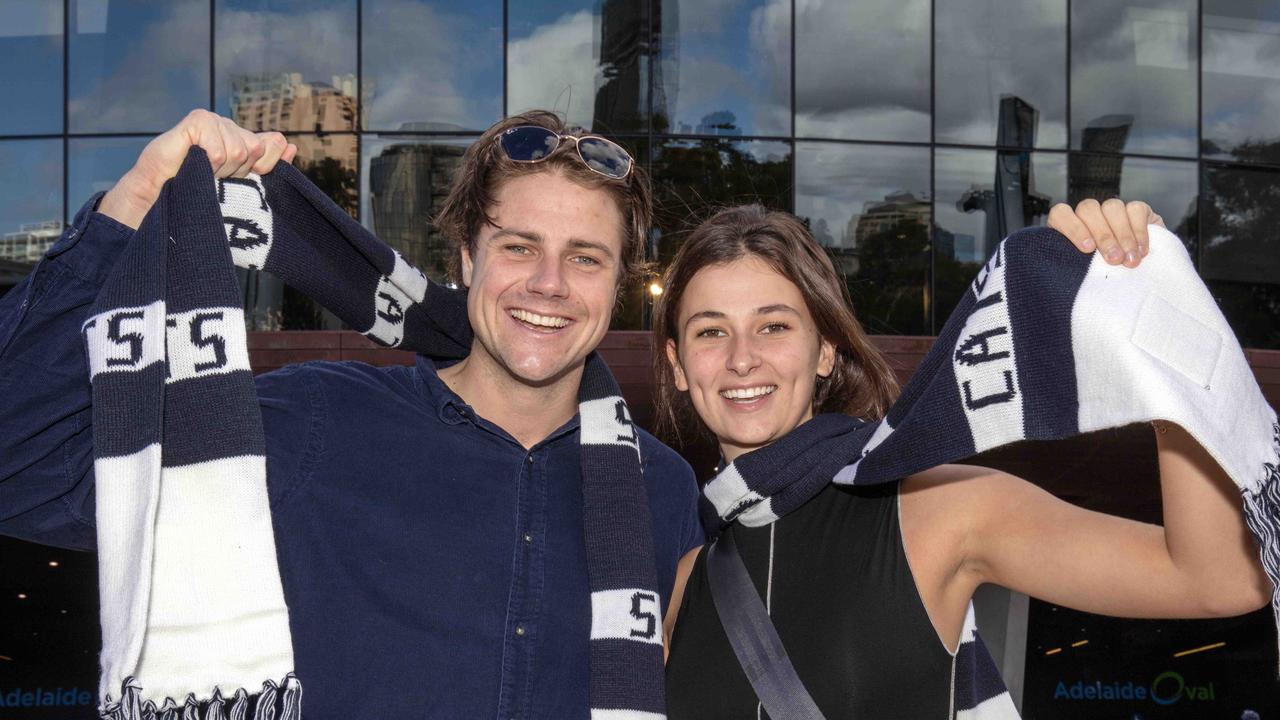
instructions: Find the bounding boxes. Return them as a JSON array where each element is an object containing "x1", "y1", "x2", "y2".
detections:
[
  {"x1": 1, "y1": 0, "x2": 1278, "y2": 345},
  {"x1": 1, "y1": 1, "x2": 1278, "y2": 717}
]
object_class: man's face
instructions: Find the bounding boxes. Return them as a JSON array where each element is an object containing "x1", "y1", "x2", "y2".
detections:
[{"x1": 461, "y1": 169, "x2": 625, "y2": 387}]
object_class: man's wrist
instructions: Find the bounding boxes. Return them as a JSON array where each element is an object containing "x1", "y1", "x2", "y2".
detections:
[{"x1": 98, "y1": 167, "x2": 161, "y2": 230}]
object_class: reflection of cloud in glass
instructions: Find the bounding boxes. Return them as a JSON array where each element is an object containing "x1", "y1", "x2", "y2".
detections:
[
  {"x1": 508, "y1": 9, "x2": 601, "y2": 128},
  {"x1": 1202, "y1": 10, "x2": 1280, "y2": 161},
  {"x1": 935, "y1": 0, "x2": 1067, "y2": 148},
  {"x1": 662, "y1": 0, "x2": 789, "y2": 137},
  {"x1": 215, "y1": 0, "x2": 356, "y2": 117},
  {"x1": 68, "y1": 0, "x2": 209, "y2": 133},
  {"x1": 577, "y1": 138, "x2": 632, "y2": 177},
  {"x1": 68, "y1": 137, "x2": 150, "y2": 214},
  {"x1": 0, "y1": 2, "x2": 62, "y2": 135},
  {"x1": 1071, "y1": 0, "x2": 1197, "y2": 156},
  {"x1": 363, "y1": 0, "x2": 500, "y2": 131},
  {"x1": 796, "y1": 0, "x2": 929, "y2": 142},
  {"x1": 0, "y1": 140, "x2": 62, "y2": 233}
]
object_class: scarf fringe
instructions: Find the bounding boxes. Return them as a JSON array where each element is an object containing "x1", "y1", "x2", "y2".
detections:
[
  {"x1": 99, "y1": 675, "x2": 301, "y2": 720},
  {"x1": 1241, "y1": 422, "x2": 1280, "y2": 675}
]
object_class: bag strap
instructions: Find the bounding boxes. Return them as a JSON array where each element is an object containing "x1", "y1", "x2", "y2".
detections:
[{"x1": 706, "y1": 531, "x2": 828, "y2": 720}]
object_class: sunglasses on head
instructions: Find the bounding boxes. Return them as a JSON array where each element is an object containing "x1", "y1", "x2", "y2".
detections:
[{"x1": 497, "y1": 125, "x2": 634, "y2": 180}]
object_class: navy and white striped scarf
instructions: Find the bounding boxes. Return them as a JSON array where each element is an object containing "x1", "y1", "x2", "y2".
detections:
[
  {"x1": 85, "y1": 149, "x2": 665, "y2": 719},
  {"x1": 701, "y1": 225, "x2": 1280, "y2": 718}
]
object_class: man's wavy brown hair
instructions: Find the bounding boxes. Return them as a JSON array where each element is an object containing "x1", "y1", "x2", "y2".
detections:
[
  {"x1": 652, "y1": 204, "x2": 901, "y2": 445},
  {"x1": 434, "y1": 110, "x2": 653, "y2": 286}
]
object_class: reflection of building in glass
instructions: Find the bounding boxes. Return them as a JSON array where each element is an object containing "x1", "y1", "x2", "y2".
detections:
[
  {"x1": 368, "y1": 143, "x2": 468, "y2": 280},
  {"x1": 958, "y1": 96, "x2": 1052, "y2": 261},
  {"x1": 595, "y1": 0, "x2": 650, "y2": 132},
  {"x1": 230, "y1": 72, "x2": 357, "y2": 132},
  {"x1": 1068, "y1": 114, "x2": 1134, "y2": 205},
  {"x1": 230, "y1": 72, "x2": 359, "y2": 206},
  {"x1": 0, "y1": 220, "x2": 62, "y2": 263},
  {"x1": 852, "y1": 191, "x2": 930, "y2": 247}
]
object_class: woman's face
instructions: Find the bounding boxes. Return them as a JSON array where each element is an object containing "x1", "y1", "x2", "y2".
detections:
[{"x1": 667, "y1": 255, "x2": 835, "y2": 463}]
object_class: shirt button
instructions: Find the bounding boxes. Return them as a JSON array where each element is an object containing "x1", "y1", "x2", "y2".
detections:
[
  {"x1": 523, "y1": 533, "x2": 533, "y2": 543},
  {"x1": 515, "y1": 625, "x2": 526, "y2": 637},
  {"x1": 526, "y1": 455, "x2": 533, "y2": 464}
]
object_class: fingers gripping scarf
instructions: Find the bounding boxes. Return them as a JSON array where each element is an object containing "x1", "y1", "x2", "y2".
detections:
[
  {"x1": 701, "y1": 227, "x2": 1280, "y2": 719},
  {"x1": 84, "y1": 149, "x2": 666, "y2": 719}
]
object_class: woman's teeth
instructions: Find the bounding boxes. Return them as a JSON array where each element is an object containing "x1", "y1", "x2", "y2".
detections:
[
  {"x1": 510, "y1": 309, "x2": 570, "y2": 329},
  {"x1": 720, "y1": 385, "x2": 777, "y2": 400}
]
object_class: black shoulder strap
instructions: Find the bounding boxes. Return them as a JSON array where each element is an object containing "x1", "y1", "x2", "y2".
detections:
[{"x1": 706, "y1": 531, "x2": 828, "y2": 720}]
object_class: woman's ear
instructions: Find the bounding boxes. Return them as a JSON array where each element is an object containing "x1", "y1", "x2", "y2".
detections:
[
  {"x1": 817, "y1": 338, "x2": 836, "y2": 379},
  {"x1": 666, "y1": 339, "x2": 689, "y2": 392}
]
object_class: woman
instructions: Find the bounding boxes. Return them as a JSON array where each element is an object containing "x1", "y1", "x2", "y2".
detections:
[{"x1": 655, "y1": 205, "x2": 1273, "y2": 718}]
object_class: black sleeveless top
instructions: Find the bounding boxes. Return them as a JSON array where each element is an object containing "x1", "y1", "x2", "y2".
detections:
[{"x1": 665, "y1": 482, "x2": 956, "y2": 719}]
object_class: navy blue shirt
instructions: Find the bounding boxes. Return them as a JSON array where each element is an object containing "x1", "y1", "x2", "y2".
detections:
[{"x1": 0, "y1": 197, "x2": 704, "y2": 719}]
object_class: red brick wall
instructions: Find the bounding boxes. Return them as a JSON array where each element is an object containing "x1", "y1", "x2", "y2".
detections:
[{"x1": 249, "y1": 331, "x2": 1280, "y2": 414}]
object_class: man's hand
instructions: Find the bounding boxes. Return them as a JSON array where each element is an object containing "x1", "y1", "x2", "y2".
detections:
[
  {"x1": 1047, "y1": 198, "x2": 1166, "y2": 268},
  {"x1": 98, "y1": 109, "x2": 298, "y2": 229}
]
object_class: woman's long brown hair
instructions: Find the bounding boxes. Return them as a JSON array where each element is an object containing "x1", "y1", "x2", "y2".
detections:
[{"x1": 652, "y1": 204, "x2": 900, "y2": 445}]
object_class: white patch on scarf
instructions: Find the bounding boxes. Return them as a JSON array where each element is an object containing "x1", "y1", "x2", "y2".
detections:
[
  {"x1": 590, "y1": 711, "x2": 667, "y2": 720},
  {"x1": 703, "y1": 463, "x2": 766, "y2": 524},
  {"x1": 84, "y1": 302, "x2": 166, "y2": 379},
  {"x1": 589, "y1": 588, "x2": 664, "y2": 645},
  {"x1": 136, "y1": 454, "x2": 293, "y2": 704},
  {"x1": 833, "y1": 418, "x2": 895, "y2": 484},
  {"x1": 365, "y1": 253, "x2": 428, "y2": 347},
  {"x1": 579, "y1": 396, "x2": 642, "y2": 459},
  {"x1": 1070, "y1": 225, "x2": 1278, "y2": 495},
  {"x1": 953, "y1": 244, "x2": 1025, "y2": 453},
  {"x1": 164, "y1": 307, "x2": 251, "y2": 383},
  {"x1": 96, "y1": 444, "x2": 163, "y2": 704},
  {"x1": 218, "y1": 175, "x2": 274, "y2": 269}
]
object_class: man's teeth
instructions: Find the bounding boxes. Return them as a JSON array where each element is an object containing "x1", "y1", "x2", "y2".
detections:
[
  {"x1": 720, "y1": 386, "x2": 777, "y2": 400},
  {"x1": 510, "y1": 309, "x2": 570, "y2": 328}
]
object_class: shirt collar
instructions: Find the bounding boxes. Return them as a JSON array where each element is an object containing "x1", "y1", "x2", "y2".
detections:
[{"x1": 414, "y1": 354, "x2": 581, "y2": 445}]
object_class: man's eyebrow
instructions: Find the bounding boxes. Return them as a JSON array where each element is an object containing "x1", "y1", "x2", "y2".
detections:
[
  {"x1": 567, "y1": 238, "x2": 618, "y2": 258},
  {"x1": 490, "y1": 228, "x2": 543, "y2": 243}
]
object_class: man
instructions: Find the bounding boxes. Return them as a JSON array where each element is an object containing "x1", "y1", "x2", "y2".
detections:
[
  {"x1": 0, "y1": 109, "x2": 702, "y2": 719},
  {"x1": 0, "y1": 109, "x2": 1158, "y2": 717}
]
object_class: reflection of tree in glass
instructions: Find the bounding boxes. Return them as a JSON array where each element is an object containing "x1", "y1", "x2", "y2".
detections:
[
  {"x1": 846, "y1": 218, "x2": 930, "y2": 336},
  {"x1": 300, "y1": 156, "x2": 358, "y2": 217},
  {"x1": 651, "y1": 139, "x2": 791, "y2": 264},
  {"x1": 1193, "y1": 143, "x2": 1280, "y2": 349}
]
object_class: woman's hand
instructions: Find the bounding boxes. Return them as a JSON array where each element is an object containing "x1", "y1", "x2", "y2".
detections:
[
  {"x1": 98, "y1": 109, "x2": 298, "y2": 229},
  {"x1": 1047, "y1": 198, "x2": 1166, "y2": 268}
]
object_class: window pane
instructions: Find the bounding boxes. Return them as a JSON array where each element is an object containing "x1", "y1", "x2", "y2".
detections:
[
  {"x1": 935, "y1": 0, "x2": 1066, "y2": 149},
  {"x1": 796, "y1": 0, "x2": 929, "y2": 142},
  {"x1": 216, "y1": 0, "x2": 357, "y2": 133},
  {"x1": 67, "y1": 136, "x2": 148, "y2": 215},
  {"x1": 361, "y1": 135, "x2": 473, "y2": 280},
  {"x1": 655, "y1": 0, "x2": 790, "y2": 137},
  {"x1": 0, "y1": 140, "x2": 63, "y2": 287},
  {"x1": 0, "y1": 2, "x2": 63, "y2": 135},
  {"x1": 362, "y1": 0, "x2": 500, "y2": 132},
  {"x1": 652, "y1": 138, "x2": 792, "y2": 261},
  {"x1": 1202, "y1": 2, "x2": 1280, "y2": 164},
  {"x1": 795, "y1": 142, "x2": 931, "y2": 335},
  {"x1": 509, "y1": 0, "x2": 647, "y2": 134},
  {"x1": 934, "y1": 148, "x2": 1066, "y2": 327},
  {"x1": 68, "y1": 0, "x2": 210, "y2": 134},
  {"x1": 1068, "y1": 154, "x2": 1198, "y2": 254},
  {"x1": 1201, "y1": 164, "x2": 1280, "y2": 349},
  {"x1": 1071, "y1": 0, "x2": 1198, "y2": 157}
]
